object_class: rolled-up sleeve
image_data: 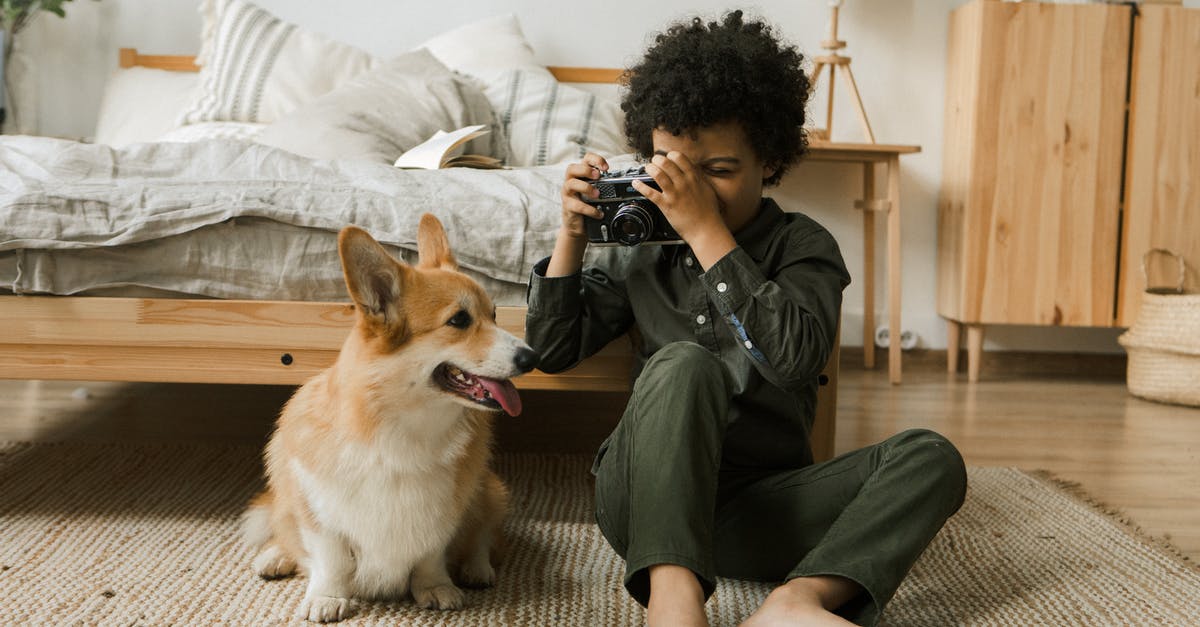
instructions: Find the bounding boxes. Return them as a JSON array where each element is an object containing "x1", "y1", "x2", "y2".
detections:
[{"x1": 525, "y1": 255, "x2": 635, "y2": 374}]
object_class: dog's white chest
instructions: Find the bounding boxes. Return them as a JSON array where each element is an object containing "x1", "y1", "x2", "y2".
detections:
[
  {"x1": 296, "y1": 453, "x2": 466, "y2": 599},
  {"x1": 300, "y1": 458, "x2": 459, "y2": 549}
]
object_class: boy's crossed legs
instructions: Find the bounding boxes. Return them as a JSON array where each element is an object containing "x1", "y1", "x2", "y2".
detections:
[{"x1": 592, "y1": 341, "x2": 967, "y2": 626}]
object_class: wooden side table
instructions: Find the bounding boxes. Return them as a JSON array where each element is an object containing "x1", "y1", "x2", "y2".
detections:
[{"x1": 805, "y1": 140, "x2": 921, "y2": 384}]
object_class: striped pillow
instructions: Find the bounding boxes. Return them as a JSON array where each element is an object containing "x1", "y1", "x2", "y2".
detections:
[
  {"x1": 485, "y1": 70, "x2": 631, "y2": 167},
  {"x1": 179, "y1": 0, "x2": 377, "y2": 125},
  {"x1": 255, "y1": 50, "x2": 503, "y2": 164}
]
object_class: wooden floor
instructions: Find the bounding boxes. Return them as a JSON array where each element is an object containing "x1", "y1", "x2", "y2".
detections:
[{"x1": 2, "y1": 357, "x2": 1197, "y2": 560}]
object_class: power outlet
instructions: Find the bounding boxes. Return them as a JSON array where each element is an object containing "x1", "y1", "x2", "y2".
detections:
[{"x1": 874, "y1": 326, "x2": 918, "y2": 350}]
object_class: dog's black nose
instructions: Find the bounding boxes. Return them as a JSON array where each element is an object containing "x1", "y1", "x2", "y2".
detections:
[{"x1": 513, "y1": 347, "x2": 539, "y2": 373}]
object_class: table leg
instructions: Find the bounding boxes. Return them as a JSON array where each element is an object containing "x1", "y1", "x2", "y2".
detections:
[
  {"x1": 886, "y1": 155, "x2": 902, "y2": 385},
  {"x1": 862, "y1": 162, "x2": 876, "y2": 369}
]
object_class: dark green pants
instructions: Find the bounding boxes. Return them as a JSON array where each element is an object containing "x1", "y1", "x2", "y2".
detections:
[{"x1": 592, "y1": 342, "x2": 967, "y2": 626}]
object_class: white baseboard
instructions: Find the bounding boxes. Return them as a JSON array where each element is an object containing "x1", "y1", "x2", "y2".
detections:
[{"x1": 838, "y1": 309, "x2": 1126, "y2": 354}]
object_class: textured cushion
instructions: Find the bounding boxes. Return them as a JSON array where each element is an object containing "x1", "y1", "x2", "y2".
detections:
[
  {"x1": 93, "y1": 67, "x2": 200, "y2": 147},
  {"x1": 255, "y1": 49, "x2": 502, "y2": 163},
  {"x1": 485, "y1": 70, "x2": 631, "y2": 166},
  {"x1": 158, "y1": 121, "x2": 266, "y2": 143},
  {"x1": 179, "y1": 0, "x2": 377, "y2": 125}
]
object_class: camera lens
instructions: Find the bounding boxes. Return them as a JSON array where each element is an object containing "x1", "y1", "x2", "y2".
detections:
[{"x1": 611, "y1": 203, "x2": 654, "y2": 246}]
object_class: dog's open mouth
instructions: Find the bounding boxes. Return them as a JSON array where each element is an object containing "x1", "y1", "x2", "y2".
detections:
[{"x1": 434, "y1": 363, "x2": 523, "y2": 416}]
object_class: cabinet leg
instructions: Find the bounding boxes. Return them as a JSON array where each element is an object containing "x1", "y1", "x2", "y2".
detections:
[
  {"x1": 966, "y1": 324, "x2": 985, "y2": 383},
  {"x1": 946, "y1": 319, "x2": 962, "y2": 373}
]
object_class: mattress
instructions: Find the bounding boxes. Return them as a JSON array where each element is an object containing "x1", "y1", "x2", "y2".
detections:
[{"x1": 0, "y1": 219, "x2": 529, "y2": 305}]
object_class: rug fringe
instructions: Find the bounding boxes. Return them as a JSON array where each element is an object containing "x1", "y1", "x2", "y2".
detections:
[{"x1": 1028, "y1": 468, "x2": 1199, "y2": 574}]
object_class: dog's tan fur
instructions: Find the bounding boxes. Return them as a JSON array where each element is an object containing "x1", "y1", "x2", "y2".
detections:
[{"x1": 243, "y1": 215, "x2": 532, "y2": 622}]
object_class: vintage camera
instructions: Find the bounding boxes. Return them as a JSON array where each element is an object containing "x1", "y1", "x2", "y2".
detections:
[{"x1": 582, "y1": 166, "x2": 682, "y2": 246}]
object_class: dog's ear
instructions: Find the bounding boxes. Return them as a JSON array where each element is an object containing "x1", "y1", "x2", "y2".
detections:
[
  {"x1": 338, "y1": 226, "x2": 409, "y2": 328},
  {"x1": 416, "y1": 213, "x2": 458, "y2": 271}
]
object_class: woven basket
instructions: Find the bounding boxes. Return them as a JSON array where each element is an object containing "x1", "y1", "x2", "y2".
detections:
[{"x1": 1117, "y1": 250, "x2": 1200, "y2": 407}]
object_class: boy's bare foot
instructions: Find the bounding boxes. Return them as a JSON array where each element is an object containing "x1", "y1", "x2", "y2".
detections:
[
  {"x1": 646, "y1": 564, "x2": 709, "y2": 627},
  {"x1": 738, "y1": 576, "x2": 859, "y2": 627}
]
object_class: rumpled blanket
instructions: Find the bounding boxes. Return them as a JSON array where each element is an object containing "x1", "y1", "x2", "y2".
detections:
[
  {"x1": 0, "y1": 136, "x2": 572, "y2": 287},
  {"x1": 0, "y1": 134, "x2": 619, "y2": 300}
]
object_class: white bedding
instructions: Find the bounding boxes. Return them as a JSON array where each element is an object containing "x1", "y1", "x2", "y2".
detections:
[
  {"x1": 157, "y1": 122, "x2": 266, "y2": 144},
  {"x1": 0, "y1": 136, "x2": 624, "y2": 303},
  {"x1": 9, "y1": 5, "x2": 638, "y2": 305}
]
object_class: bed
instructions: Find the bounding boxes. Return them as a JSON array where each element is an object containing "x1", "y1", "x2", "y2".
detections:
[{"x1": 0, "y1": 6, "x2": 837, "y2": 459}]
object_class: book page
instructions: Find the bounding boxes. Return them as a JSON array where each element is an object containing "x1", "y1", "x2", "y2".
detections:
[
  {"x1": 444, "y1": 154, "x2": 504, "y2": 169},
  {"x1": 393, "y1": 124, "x2": 490, "y2": 169}
]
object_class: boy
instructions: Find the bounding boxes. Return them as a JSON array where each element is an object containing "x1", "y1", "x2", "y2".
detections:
[{"x1": 525, "y1": 11, "x2": 966, "y2": 627}]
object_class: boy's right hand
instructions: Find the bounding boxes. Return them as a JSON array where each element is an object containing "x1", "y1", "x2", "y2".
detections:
[{"x1": 559, "y1": 153, "x2": 610, "y2": 239}]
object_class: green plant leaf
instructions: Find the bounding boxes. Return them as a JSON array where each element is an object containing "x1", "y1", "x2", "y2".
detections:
[{"x1": 1, "y1": 0, "x2": 87, "y2": 27}]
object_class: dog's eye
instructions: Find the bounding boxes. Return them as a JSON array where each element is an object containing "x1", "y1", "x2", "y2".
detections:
[{"x1": 447, "y1": 310, "x2": 472, "y2": 329}]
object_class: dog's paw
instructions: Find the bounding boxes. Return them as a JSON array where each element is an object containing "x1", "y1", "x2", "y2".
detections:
[
  {"x1": 412, "y1": 582, "x2": 465, "y2": 610},
  {"x1": 253, "y1": 545, "x2": 297, "y2": 580},
  {"x1": 457, "y1": 560, "x2": 496, "y2": 588},
  {"x1": 299, "y1": 595, "x2": 353, "y2": 623}
]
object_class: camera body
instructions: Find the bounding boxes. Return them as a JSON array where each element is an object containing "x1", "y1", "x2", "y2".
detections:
[{"x1": 582, "y1": 166, "x2": 682, "y2": 246}]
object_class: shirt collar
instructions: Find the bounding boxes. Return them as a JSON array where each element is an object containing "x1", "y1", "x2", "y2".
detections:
[{"x1": 733, "y1": 198, "x2": 784, "y2": 262}]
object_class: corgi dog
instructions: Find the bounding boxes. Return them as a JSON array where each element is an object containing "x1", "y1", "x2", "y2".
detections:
[{"x1": 242, "y1": 214, "x2": 538, "y2": 622}]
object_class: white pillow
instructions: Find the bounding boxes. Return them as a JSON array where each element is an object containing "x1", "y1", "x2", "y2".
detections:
[
  {"x1": 255, "y1": 49, "x2": 502, "y2": 164},
  {"x1": 93, "y1": 67, "x2": 199, "y2": 147},
  {"x1": 418, "y1": 14, "x2": 553, "y2": 84},
  {"x1": 485, "y1": 70, "x2": 631, "y2": 167},
  {"x1": 179, "y1": 0, "x2": 377, "y2": 125},
  {"x1": 158, "y1": 121, "x2": 266, "y2": 143}
]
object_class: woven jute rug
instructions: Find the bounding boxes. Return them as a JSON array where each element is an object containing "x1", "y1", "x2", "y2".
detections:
[{"x1": 1, "y1": 442, "x2": 1197, "y2": 626}]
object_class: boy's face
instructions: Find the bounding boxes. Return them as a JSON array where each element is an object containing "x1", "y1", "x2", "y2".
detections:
[{"x1": 651, "y1": 121, "x2": 776, "y2": 235}]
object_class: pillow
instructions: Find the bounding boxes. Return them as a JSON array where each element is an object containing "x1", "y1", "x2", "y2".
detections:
[
  {"x1": 485, "y1": 69, "x2": 631, "y2": 167},
  {"x1": 418, "y1": 14, "x2": 553, "y2": 84},
  {"x1": 179, "y1": 0, "x2": 378, "y2": 125},
  {"x1": 255, "y1": 49, "x2": 502, "y2": 163},
  {"x1": 158, "y1": 121, "x2": 267, "y2": 143},
  {"x1": 417, "y1": 13, "x2": 552, "y2": 84},
  {"x1": 93, "y1": 67, "x2": 200, "y2": 147}
]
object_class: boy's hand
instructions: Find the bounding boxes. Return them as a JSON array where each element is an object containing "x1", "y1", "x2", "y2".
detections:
[
  {"x1": 633, "y1": 152, "x2": 736, "y2": 268},
  {"x1": 633, "y1": 152, "x2": 727, "y2": 246},
  {"x1": 559, "y1": 153, "x2": 610, "y2": 239},
  {"x1": 546, "y1": 153, "x2": 609, "y2": 277}
]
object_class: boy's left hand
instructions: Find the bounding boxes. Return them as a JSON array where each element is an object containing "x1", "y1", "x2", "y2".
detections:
[{"x1": 633, "y1": 152, "x2": 729, "y2": 247}]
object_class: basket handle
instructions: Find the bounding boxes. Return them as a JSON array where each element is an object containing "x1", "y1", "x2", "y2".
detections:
[{"x1": 1141, "y1": 248, "x2": 1185, "y2": 295}]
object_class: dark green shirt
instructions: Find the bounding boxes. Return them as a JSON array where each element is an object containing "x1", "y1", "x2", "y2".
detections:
[{"x1": 525, "y1": 199, "x2": 851, "y2": 469}]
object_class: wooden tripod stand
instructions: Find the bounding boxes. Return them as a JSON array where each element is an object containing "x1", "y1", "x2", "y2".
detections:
[{"x1": 809, "y1": 1, "x2": 876, "y2": 143}]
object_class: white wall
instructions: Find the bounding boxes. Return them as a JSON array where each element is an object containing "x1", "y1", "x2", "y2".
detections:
[{"x1": 22, "y1": 0, "x2": 1191, "y2": 353}]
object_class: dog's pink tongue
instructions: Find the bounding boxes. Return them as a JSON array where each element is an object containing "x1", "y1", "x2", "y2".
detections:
[{"x1": 479, "y1": 377, "x2": 522, "y2": 416}]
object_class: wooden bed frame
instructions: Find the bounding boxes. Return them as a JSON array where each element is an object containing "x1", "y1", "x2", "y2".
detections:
[{"x1": 0, "y1": 48, "x2": 838, "y2": 459}]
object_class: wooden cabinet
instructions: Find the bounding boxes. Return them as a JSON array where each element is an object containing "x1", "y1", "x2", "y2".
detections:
[
  {"x1": 937, "y1": 0, "x2": 1200, "y2": 380},
  {"x1": 1117, "y1": 6, "x2": 1200, "y2": 325}
]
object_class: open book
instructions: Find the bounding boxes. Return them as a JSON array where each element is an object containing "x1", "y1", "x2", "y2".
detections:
[{"x1": 393, "y1": 124, "x2": 504, "y2": 170}]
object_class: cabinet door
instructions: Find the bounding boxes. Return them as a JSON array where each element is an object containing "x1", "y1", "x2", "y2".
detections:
[
  {"x1": 957, "y1": 2, "x2": 1130, "y2": 326},
  {"x1": 1117, "y1": 6, "x2": 1200, "y2": 327}
]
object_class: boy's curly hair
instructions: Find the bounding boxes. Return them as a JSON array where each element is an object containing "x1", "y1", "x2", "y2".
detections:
[{"x1": 621, "y1": 10, "x2": 810, "y2": 186}]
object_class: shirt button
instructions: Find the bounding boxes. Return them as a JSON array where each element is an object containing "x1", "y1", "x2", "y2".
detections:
[
  {"x1": 696, "y1": 314, "x2": 706, "y2": 325},
  {"x1": 716, "y1": 282, "x2": 728, "y2": 293},
  {"x1": 744, "y1": 340, "x2": 754, "y2": 349},
  {"x1": 684, "y1": 256, "x2": 694, "y2": 268}
]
